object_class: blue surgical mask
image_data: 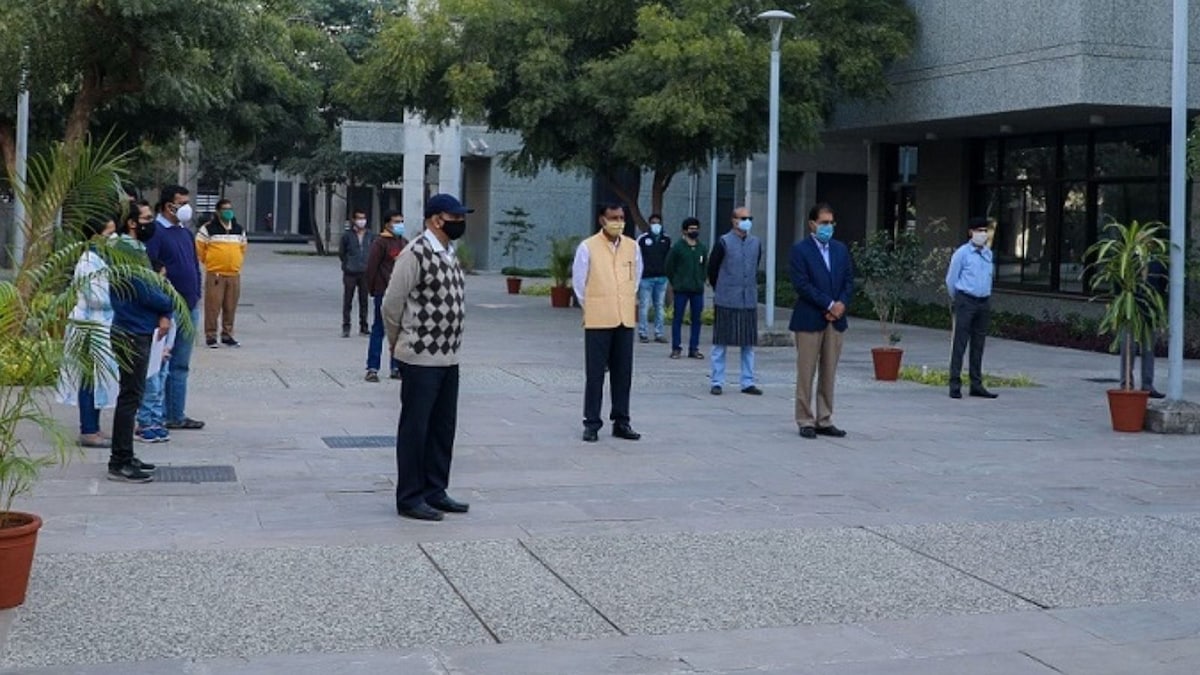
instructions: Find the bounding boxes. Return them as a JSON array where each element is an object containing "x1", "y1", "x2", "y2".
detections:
[
  {"x1": 737, "y1": 218, "x2": 752, "y2": 233},
  {"x1": 391, "y1": 223, "x2": 405, "y2": 237},
  {"x1": 650, "y1": 223, "x2": 662, "y2": 236},
  {"x1": 815, "y1": 224, "x2": 834, "y2": 243}
]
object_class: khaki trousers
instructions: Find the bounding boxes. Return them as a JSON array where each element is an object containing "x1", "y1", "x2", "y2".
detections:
[
  {"x1": 203, "y1": 273, "x2": 241, "y2": 340},
  {"x1": 794, "y1": 324, "x2": 844, "y2": 428}
]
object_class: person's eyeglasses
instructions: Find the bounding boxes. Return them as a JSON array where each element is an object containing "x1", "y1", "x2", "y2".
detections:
[
  {"x1": 817, "y1": 221, "x2": 836, "y2": 227},
  {"x1": 737, "y1": 216, "x2": 753, "y2": 221}
]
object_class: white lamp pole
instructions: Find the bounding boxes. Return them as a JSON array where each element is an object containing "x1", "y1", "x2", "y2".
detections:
[
  {"x1": 1168, "y1": 0, "x2": 1187, "y2": 400},
  {"x1": 12, "y1": 56, "x2": 29, "y2": 266},
  {"x1": 757, "y1": 9, "x2": 796, "y2": 329}
]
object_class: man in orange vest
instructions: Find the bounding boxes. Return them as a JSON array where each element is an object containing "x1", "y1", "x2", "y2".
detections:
[{"x1": 573, "y1": 203, "x2": 644, "y2": 443}]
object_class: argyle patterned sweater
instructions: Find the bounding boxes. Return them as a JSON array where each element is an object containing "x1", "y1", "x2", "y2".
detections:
[{"x1": 382, "y1": 233, "x2": 465, "y2": 367}]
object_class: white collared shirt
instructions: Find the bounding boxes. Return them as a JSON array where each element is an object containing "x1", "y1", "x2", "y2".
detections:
[{"x1": 422, "y1": 228, "x2": 455, "y2": 258}]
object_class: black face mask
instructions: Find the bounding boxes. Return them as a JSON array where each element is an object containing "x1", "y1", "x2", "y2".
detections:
[
  {"x1": 685, "y1": 231, "x2": 699, "y2": 239},
  {"x1": 135, "y1": 220, "x2": 157, "y2": 242},
  {"x1": 443, "y1": 219, "x2": 466, "y2": 241}
]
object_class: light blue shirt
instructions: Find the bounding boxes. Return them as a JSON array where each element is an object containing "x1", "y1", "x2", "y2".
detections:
[{"x1": 945, "y1": 241, "x2": 994, "y2": 298}]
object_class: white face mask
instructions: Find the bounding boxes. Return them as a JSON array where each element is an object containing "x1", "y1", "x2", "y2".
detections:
[
  {"x1": 175, "y1": 204, "x2": 193, "y2": 223},
  {"x1": 650, "y1": 223, "x2": 662, "y2": 236},
  {"x1": 353, "y1": 219, "x2": 367, "y2": 229},
  {"x1": 971, "y1": 231, "x2": 989, "y2": 247}
]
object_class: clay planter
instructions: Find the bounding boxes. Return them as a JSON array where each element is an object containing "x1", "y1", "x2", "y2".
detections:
[
  {"x1": 1107, "y1": 388, "x2": 1150, "y2": 432},
  {"x1": 0, "y1": 512, "x2": 42, "y2": 609},
  {"x1": 871, "y1": 347, "x2": 903, "y2": 381},
  {"x1": 505, "y1": 277, "x2": 522, "y2": 294},
  {"x1": 550, "y1": 286, "x2": 572, "y2": 308}
]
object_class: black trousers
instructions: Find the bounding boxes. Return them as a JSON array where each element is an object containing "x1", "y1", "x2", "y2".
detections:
[
  {"x1": 949, "y1": 294, "x2": 990, "y2": 391},
  {"x1": 583, "y1": 326, "x2": 634, "y2": 430},
  {"x1": 109, "y1": 332, "x2": 152, "y2": 469},
  {"x1": 342, "y1": 272, "x2": 369, "y2": 330},
  {"x1": 395, "y1": 363, "x2": 459, "y2": 510}
]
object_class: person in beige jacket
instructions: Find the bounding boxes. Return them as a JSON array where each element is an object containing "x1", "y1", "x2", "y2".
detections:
[
  {"x1": 382, "y1": 194, "x2": 472, "y2": 522},
  {"x1": 572, "y1": 203, "x2": 644, "y2": 443}
]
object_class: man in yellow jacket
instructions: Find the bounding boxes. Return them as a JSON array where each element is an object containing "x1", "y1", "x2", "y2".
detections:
[
  {"x1": 573, "y1": 203, "x2": 643, "y2": 443},
  {"x1": 196, "y1": 199, "x2": 248, "y2": 348}
]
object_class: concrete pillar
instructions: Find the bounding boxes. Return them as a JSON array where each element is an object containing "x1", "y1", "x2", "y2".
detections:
[
  {"x1": 795, "y1": 172, "x2": 818, "y2": 242},
  {"x1": 864, "y1": 141, "x2": 881, "y2": 236}
]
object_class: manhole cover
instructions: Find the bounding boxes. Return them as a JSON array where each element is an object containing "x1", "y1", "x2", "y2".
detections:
[
  {"x1": 322, "y1": 435, "x2": 396, "y2": 449},
  {"x1": 154, "y1": 465, "x2": 238, "y2": 483},
  {"x1": 1083, "y1": 377, "x2": 1120, "y2": 384}
]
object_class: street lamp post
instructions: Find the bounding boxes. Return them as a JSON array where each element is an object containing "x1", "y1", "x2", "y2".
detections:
[
  {"x1": 757, "y1": 9, "x2": 796, "y2": 330},
  {"x1": 12, "y1": 55, "x2": 30, "y2": 266},
  {"x1": 1168, "y1": 0, "x2": 1187, "y2": 400}
]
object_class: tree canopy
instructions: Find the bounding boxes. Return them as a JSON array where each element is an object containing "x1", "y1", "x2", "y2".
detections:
[{"x1": 348, "y1": 0, "x2": 916, "y2": 224}]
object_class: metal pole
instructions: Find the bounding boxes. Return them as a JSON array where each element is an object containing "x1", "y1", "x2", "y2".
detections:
[
  {"x1": 12, "y1": 67, "x2": 29, "y2": 266},
  {"x1": 743, "y1": 159, "x2": 753, "y2": 213},
  {"x1": 709, "y1": 155, "x2": 718, "y2": 251},
  {"x1": 272, "y1": 165, "x2": 280, "y2": 233},
  {"x1": 765, "y1": 20, "x2": 784, "y2": 329},
  {"x1": 1168, "y1": 0, "x2": 1187, "y2": 401}
]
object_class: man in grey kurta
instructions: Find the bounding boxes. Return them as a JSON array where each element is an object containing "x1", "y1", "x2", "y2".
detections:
[{"x1": 706, "y1": 206, "x2": 762, "y2": 396}]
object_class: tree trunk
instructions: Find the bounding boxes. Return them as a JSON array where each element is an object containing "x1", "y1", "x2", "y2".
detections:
[
  {"x1": 0, "y1": 123, "x2": 14, "y2": 179},
  {"x1": 602, "y1": 168, "x2": 644, "y2": 230},
  {"x1": 650, "y1": 169, "x2": 674, "y2": 221},
  {"x1": 309, "y1": 183, "x2": 327, "y2": 256}
]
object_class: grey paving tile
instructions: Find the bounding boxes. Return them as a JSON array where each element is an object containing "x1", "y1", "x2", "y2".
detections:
[
  {"x1": 810, "y1": 652, "x2": 1056, "y2": 675},
  {"x1": 524, "y1": 528, "x2": 1028, "y2": 636},
  {"x1": 1049, "y1": 600, "x2": 1200, "y2": 643},
  {"x1": 0, "y1": 545, "x2": 488, "y2": 668},
  {"x1": 860, "y1": 609, "x2": 1104, "y2": 658},
  {"x1": 422, "y1": 539, "x2": 619, "y2": 642},
  {"x1": 875, "y1": 517, "x2": 1200, "y2": 609}
]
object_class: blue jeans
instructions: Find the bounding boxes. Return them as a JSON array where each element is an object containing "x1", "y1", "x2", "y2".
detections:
[
  {"x1": 637, "y1": 277, "x2": 668, "y2": 338},
  {"x1": 137, "y1": 367, "x2": 169, "y2": 429},
  {"x1": 672, "y1": 291, "x2": 703, "y2": 352},
  {"x1": 78, "y1": 386, "x2": 101, "y2": 435},
  {"x1": 165, "y1": 307, "x2": 198, "y2": 424},
  {"x1": 367, "y1": 295, "x2": 402, "y2": 372},
  {"x1": 711, "y1": 345, "x2": 755, "y2": 389}
]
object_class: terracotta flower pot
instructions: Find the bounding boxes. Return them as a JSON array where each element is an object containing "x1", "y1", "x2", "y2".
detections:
[
  {"x1": 505, "y1": 277, "x2": 522, "y2": 294},
  {"x1": 1107, "y1": 388, "x2": 1150, "y2": 432},
  {"x1": 871, "y1": 347, "x2": 903, "y2": 381},
  {"x1": 0, "y1": 512, "x2": 42, "y2": 609},
  {"x1": 550, "y1": 285, "x2": 572, "y2": 308}
]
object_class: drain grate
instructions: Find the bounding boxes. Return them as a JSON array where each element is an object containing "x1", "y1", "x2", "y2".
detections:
[
  {"x1": 1083, "y1": 377, "x2": 1120, "y2": 384},
  {"x1": 322, "y1": 435, "x2": 396, "y2": 449},
  {"x1": 154, "y1": 465, "x2": 238, "y2": 483}
]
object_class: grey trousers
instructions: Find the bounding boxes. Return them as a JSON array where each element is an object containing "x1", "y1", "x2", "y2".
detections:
[{"x1": 1119, "y1": 330, "x2": 1156, "y2": 390}]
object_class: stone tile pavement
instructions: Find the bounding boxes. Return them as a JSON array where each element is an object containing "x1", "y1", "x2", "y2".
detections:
[{"x1": 3, "y1": 245, "x2": 1200, "y2": 674}]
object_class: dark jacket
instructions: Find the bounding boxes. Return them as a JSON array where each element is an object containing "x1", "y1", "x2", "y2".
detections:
[
  {"x1": 339, "y1": 228, "x2": 376, "y2": 274},
  {"x1": 365, "y1": 232, "x2": 408, "y2": 296},
  {"x1": 637, "y1": 232, "x2": 672, "y2": 278},
  {"x1": 111, "y1": 278, "x2": 174, "y2": 336},
  {"x1": 144, "y1": 217, "x2": 202, "y2": 310},
  {"x1": 664, "y1": 238, "x2": 708, "y2": 294},
  {"x1": 788, "y1": 236, "x2": 854, "y2": 333}
]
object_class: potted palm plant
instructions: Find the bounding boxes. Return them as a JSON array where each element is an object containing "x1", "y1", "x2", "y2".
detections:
[
  {"x1": 0, "y1": 137, "x2": 189, "y2": 608},
  {"x1": 1084, "y1": 219, "x2": 1169, "y2": 432},
  {"x1": 493, "y1": 206, "x2": 536, "y2": 294},
  {"x1": 547, "y1": 235, "x2": 580, "y2": 308},
  {"x1": 851, "y1": 228, "x2": 933, "y2": 380}
]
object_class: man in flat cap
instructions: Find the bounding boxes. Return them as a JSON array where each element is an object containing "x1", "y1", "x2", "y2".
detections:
[
  {"x1": 946, "y1": 216, "x2": 997, "y2": 399},
  {"x1": 384, "y1": 193, "x2": 473, "y2": 521}
]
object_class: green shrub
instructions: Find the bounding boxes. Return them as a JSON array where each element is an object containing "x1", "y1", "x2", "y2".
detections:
[
  {"x1": 519, "y1": 283, "x2": 553, "y2": 296},
  {"x1": 898, "y1": 365, "x2": 1037, "y2": 388},
  {"x1": 502, "y1": 266, "x2": 551, "y2": 278}
]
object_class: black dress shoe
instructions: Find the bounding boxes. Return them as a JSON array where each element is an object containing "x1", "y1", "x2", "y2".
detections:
[
  {"x1": 613, "y1": 424, "x2": 641, "y2": 440},
  {"x1": 1147, "y1": 389, "x2": 1166, "y2": 399},
  {"x1": 427, "y1": 496, "x2": 470, "y2": 513},
  {"x1": 815, "y1": 425, "x2": 847, "y2": 438},
  {"x1": 741, "y1": 386, "x2": 763, "y2": 395},
  {"x1": 949, "y1": 389, "x2": 962, "y2": 399},
  {"x1": 710, "y1": 386, "x2": 722, "y2": 395},
  {"x1": 398, "y1": 504, "x2": 443, "y2": 521},
  {"x1": 969, "y1": 388, "x2": 998, "y2": 399},
  {"x1": 582, "y1": 428, "x2": 599, "y2": 442},
  {"x1": 798, "y1": 426, "x2": 817, "y2": 439}
]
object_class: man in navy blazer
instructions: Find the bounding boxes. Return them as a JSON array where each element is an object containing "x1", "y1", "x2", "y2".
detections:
[{"x1": 788, "y1": 203, "x2": 854, "y2": 439}]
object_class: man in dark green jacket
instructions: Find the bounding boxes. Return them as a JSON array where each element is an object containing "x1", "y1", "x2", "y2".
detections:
[{"x1": 664, "y1": 217, "x2": 708, "y2": 359}]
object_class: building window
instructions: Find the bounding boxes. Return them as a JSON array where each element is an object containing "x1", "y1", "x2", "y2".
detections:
[
  {"x1": 970, "y1": 126, "x2": 1168, "y2": 294},
  {"x1": 881, "y1": 144, "x2": 918, "y2": 238}
]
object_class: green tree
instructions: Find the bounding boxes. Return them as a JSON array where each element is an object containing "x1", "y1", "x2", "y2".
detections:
[{"x1": 348, "y1": 0, "x2": 915, "y2": 225}]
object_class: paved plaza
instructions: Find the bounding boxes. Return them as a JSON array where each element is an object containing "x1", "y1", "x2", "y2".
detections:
[{"x1": 3, "y1": 245, "x2": 1200, "y2": 674}]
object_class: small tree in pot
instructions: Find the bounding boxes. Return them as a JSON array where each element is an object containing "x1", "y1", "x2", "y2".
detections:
[
  {"x1": 493, "y1": 206, "x2": 536, "y2": 294},
  {"x1": 1085, "y1": 219, "x2": 1169, "y2": 432},
  {"x1": 548, "y1": 235, "x2": 581, "y2": 308},
  {"x1": 851, "y1": 227, "x2": 937, "y2": 381}
]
